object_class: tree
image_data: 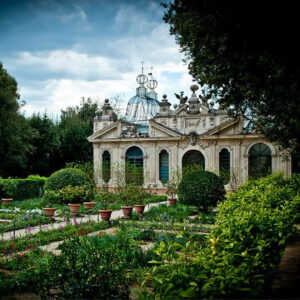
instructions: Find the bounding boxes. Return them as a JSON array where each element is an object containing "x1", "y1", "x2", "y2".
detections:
[
  {"x1": 0, "y1": 62, "x2": 35, "y2": 177},
  {"x1": 163, "y1": 1, "x2": 300, "y2": 154},
  {"x1": 27, "y1": 113, "x2": 60, "y2": 176},
  {"x1": 58, "y1": 97, "x2": 100, "y2": 164}
]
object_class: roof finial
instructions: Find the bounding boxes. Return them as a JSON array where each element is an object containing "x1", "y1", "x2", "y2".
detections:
[{"x1": 141, "y1": 60, "x2": 144, "y2": 73}]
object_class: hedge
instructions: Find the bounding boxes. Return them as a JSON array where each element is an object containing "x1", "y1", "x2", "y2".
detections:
[{"x1": 0, "y1": 179, "x2": 42, "y2": 200}]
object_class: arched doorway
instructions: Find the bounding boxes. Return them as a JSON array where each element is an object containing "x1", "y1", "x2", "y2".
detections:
[
  {"x1": 182, "y1": 150, "x2": 205, "y2": 171},
  {"x1": 248, "y1": 143, "x2": 272, "y2": 179},
  {"x1": 125, "y1": 146, "x2": 143, "y2": 184}
]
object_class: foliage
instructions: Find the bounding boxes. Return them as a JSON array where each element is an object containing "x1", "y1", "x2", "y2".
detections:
[
  {"x1": 36, "y1": 229, "x2": 155, "y2": 299},
  {"x1": 27, "y1": 113, "x2": 61, "y2": 176},
  {"x1": 125, "y1": 163, "x2": 144, "y2": 186},
  {"x1": 66, "y1": 161, "x2": 94, "y2": 181},
  {"x1": 143, "y1": 203, "x2": 197, "y2": 223},
  {"x1": 0, "y1": 220, "x2": 110, "y2": 253},
  {"x1": 59, "y1": 185, "x2": 94, "y2": 204},
  {"x1": 138, "y1": 173, "x2": 300, "y2": 298},
  {"x1": 164, "y1": 181, "x2": 178, "y2": 199},
  {"x1": 163, "y1": 1, "x2": 300, "y2": 151},
  {"x1": 0, "y1": 213, "x2": 50, "y2": 233},
  {"x1": 118, "y1": 183, "x2": 136, "y2": 207},
  {"x1": 45, "y1": 167, "x2": 92, "y2": 192},
  {"x1": 0, "y1": 178, "x2": 42, "y2": 200},
  {"x1": 178, "y1": 170, "x2": 225, "y2": 212},
  {"x1": 0, "y1": 62, "x2": 36, "y2": 178},
  {"x1": 26, "y1": 175, "x2": 48, "y2": 186}
]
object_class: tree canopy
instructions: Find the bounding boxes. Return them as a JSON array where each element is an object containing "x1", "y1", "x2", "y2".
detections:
[
  {"x1": 163, "y1": 1, "x2": 300, "y2": 153},
  {"x1": 0, "y1": 63, "x2": 119, "y2": 178}
]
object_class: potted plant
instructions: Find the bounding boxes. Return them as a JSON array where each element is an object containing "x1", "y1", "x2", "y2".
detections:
[
  {"x1": 83, "y1": 187, "x2": 96, "y2": 210},
  {"x1": 83, "y1": 201, "x2": 96, "y2": 210},
  {"x1": 60, "y1": 185, "x2": 87, "y2": 215},
  {"x1": 41, "y1": 191, "x2": 59, "y2": 220},
  {"x1": 1, "y1": 198, "x2": 13, "y2": 205},
  {"x1": 97, "y1": 191, "x2": 113, "y2": 221},
  {"x1": 42, "y1": 205, "x2": 56, "y2": 220},
  {"x1": 132, "y1": 185, "x2": 147, "y2": 216},
  {"x1": 164, "y1": 181, "x2": 178, "y2": 205},
  {"x1": 120, "y1": 184, "x2": 134, "y2": 218}
]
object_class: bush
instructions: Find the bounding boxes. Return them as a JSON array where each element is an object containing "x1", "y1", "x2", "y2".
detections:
[
  {"x1": 60, "y1": 185, "x2": 94, "y2": 204},
  {"x1": 178, "y1": 170, "x2": 225, "y2": 212},
  {"x1": 65, "y1": 161, "x2": 94, "y2": 181},
  {"x1": 140, "y1": 173, "x2": 300, "y2": 298},
  {"x1": 45, "y1": 168, "x2": 92, "y2": 192},
  {"x1": 36, "y1": 229, "x2": 156, "y2": 299},
  {"x1": 0, "y1": 179, "x2": 42, "y2": 200}
]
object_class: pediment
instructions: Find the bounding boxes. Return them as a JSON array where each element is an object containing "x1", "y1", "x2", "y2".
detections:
[
  {"x1": 149, "y1": 120, "x2": 182, "y2": 138},
  {"x1": 87, "y1": 122, "x2": 119, "y2": 142},
  {"x1": 202, "y1": 117, "x2": 242, "y2": 136}
]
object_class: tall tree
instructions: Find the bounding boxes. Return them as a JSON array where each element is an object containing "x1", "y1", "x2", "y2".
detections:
[
  {"x1": 163, "y1": 1, "x2": 300, "y2": 154},
  {"x1": 0, "y1": 62, "x2": 35, "y2": 177},
  {"x1": 27, "y1": 113, "x2": 60, "y2": 176},
  {"x1": 58, "y1": 98, "x2": 100, "y2": 164}
]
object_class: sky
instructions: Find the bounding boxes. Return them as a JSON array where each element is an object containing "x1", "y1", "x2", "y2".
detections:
[{"x1": 0, "y1": 0, "x2": 194, "y2": 118}]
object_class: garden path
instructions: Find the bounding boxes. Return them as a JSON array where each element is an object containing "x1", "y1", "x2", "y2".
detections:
[
  {"x1": 271, "y1": 230, "x2": 300, "y2": 298},
  {"x1": 1, "y1": 201, "x2": 167, "y2": 241}
]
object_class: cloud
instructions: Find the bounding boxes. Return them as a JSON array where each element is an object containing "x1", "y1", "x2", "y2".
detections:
[
  {"x1": 59, "y1": 5, "x2": 87, "y2": 23},
  {"x1": 8, "y1": 0, "x2": 197, "y2": 117},
  {"x1": 15, "y1": 50, "x2": 127, "y2": 80}
]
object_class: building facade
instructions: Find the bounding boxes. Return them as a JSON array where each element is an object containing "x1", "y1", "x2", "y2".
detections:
[{"x1": 88, "y1": 72, "x2": 291, "y2": 192}]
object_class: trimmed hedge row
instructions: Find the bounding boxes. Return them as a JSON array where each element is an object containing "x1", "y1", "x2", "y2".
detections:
[
  {"x1": 142, "y1": 173, "x2": 300, "y2": 298},
  {"x1": 0, "y1": 178, "x2": 45, "y2": 200}
]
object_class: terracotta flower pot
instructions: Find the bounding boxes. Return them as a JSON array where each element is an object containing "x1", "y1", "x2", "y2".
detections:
[
  {"x1": 84, "y1": 202, "x2": 96, "y2": 210},
  {"x1": 42, "y1": 207, "x2": 56, "y2": 219},
  {"x1": 69, "y1": 203, "x2": 80, "y2": 215},
  {"x1": 98, "y1": 209, "x2": 113, "y2": 221},
  {"x1": 134, "y1": 204, "x2": 146, "y2": 215},
  {"x1": 121, "y1": 206, "x2": 133, "y2": 218},
  {"x1": 1, "y1": 198, "x2": 13, "y2": 205},
  {"x1": 168, "y1": 198, "x2": 177, "y2": 205}
]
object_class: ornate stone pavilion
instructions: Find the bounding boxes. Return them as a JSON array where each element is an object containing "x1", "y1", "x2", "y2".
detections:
[{"x1": 88, "y1": 70, "x2": 291, "y2": 192}]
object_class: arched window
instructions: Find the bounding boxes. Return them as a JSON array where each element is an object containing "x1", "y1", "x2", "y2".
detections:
[
  {"x1": 125, "y1": 146, "x2": 143, "y2": 185},
  {"x1": 219, "y1": 149, "x2": 230, "y2": 184},
  {"x1": 102, "y1": 150, "x2": 111, "y2": 183},
  {"x1": 249, "y1": 143, "x2": 272, "y2": 179},
  {"x1": 182, "y1": 150, "x2": 205, "y2": 173},
  {"x1": 159, "y1": 150, "x2": 169, "y2": 181}
]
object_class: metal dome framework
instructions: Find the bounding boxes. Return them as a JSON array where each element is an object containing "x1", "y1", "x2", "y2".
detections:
[{"x1": 124, "y1": 69, "x2": 159, "y2": 126}]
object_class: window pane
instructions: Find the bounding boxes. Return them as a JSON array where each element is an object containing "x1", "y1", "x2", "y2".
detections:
[
  {"x1": 249, "y1": 143, "x2": 272, "y2": 179},
  {"x1": 219, "y1": 149, "x2": 230, "y2": 184},
  {"x1": 159, "y1": 150, "x2": 169, "y2": 181},
  {"x1": 102, "y1": 150, "x2": 111, "y2": 183},
  {"x1": 125, "y1": 146, "x2": 143, "y2": 185}
]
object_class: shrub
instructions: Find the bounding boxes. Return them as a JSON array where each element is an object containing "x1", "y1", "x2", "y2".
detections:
[
  {"x1": 0, "y1": 179, "x2": 42, "y2": 200},
  {"x1": 36, "y1": 229, "x2": 156, "y2": 299},
  {"x1": 65, "y1": 161, "x2": 94, "y2": 181},
  {"x1": 178, "y1": 170, "x2": 225, "y2": 212},
  {"x1": 45, "y1": 168, "x2": 92, "y2": 192},
  {"x1": 60, "y1": 185, "x2": 94, "y2": 204},
  {"x1": 40, "y1": 190, "x2": 62, "y2": 207},
  {"x1": 139, "y1": 173, "x2": 300, "y2": 298}
]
